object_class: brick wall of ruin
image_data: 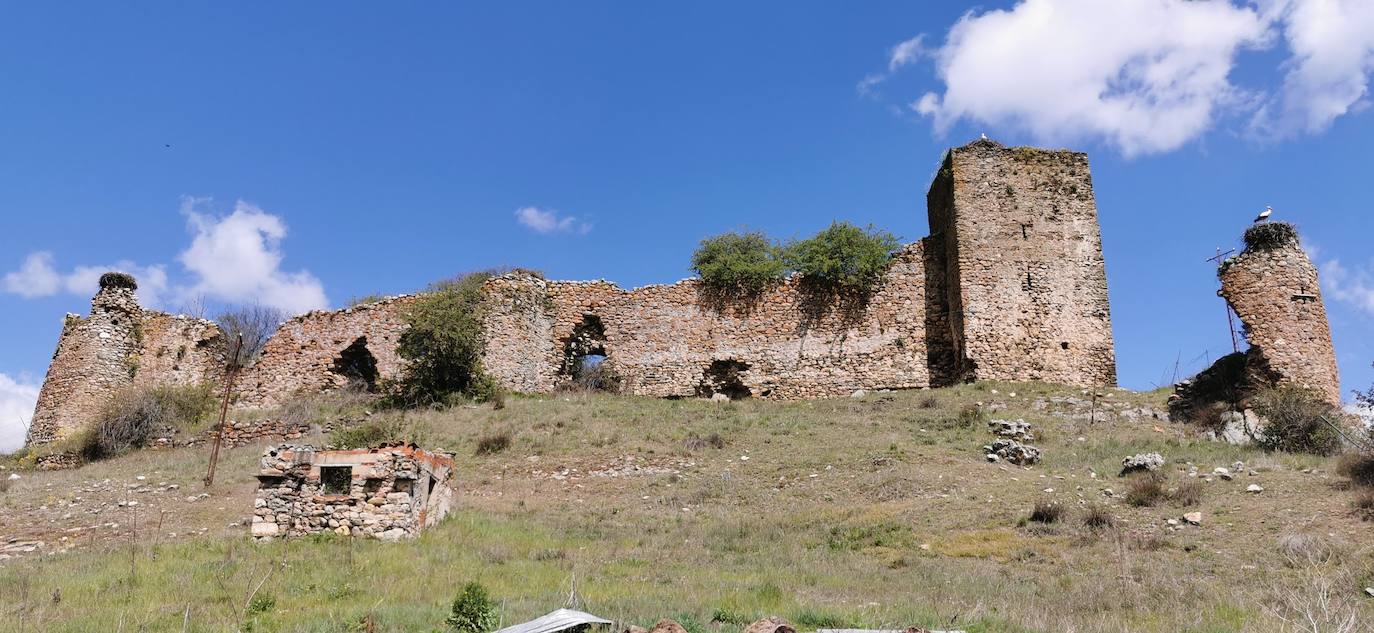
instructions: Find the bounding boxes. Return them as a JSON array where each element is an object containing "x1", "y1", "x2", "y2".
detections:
[
  {"x1": 26, "y1": 281, "x2": 224, "y2": 446},
  {"x1": 235, "y1": 296, "x2": 417, "y2": 409},
  {"x1": 1219, "y1": 237, "x2": 1340, "y2": 404},
  {"x1": 482, "y1": 239, "x2": 953, "y2": 399},
  {"x1": 928, "y1": 140, "x2": 1116, "y2": 387}
]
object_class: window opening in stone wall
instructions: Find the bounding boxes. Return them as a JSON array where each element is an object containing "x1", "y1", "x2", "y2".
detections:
[
  {"x1": 1060, "y1": 342, "x2": 1070, "y2": 350},
  {"x1": 320, "y1": 466, "x2": 352, "y2": 495},
  {"x1": 332, "y1": 337, "x2": 380, "y2": 391},
  {"x1": 1021, "y1": 224, "x2": 1030, "y2": 240},
  {"x1": 364, "y1": 478, "x2": 384, "y2": 495},
  {"x1": 427, "y1": 474, "x2": 437, "y2": 497},
  {"x1": 1023, "y1": 272, "x2": 1034, "y2": 292},
  {"x1": 698, "y1": 359, "x2": 752, "y2": 400},
  {"x1": 561, "y1": 314, "x2": 620, "y2": 391},
  {"x1": 394, "y1": 477, "x2": 415, "y2": 495}
]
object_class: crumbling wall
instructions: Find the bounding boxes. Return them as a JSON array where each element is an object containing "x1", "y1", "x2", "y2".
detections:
[
  {"x1": 26, "y1": 276, "x2": 223, "y2": 446},
  {"x1": 483, "y1": 240, "x2": 944, "y2": 399},
  {"x1": 235, "y1": 296, "x2": 416, "y2": 409},
  {"x1": 928, "y1": 140, "x2": 1116, "y2": 387},
  {"x1": 251, "y1": 443, "x2": 455, "y2": 540},
  {"x1": 1219, "y1": 231, "x2": 1340, "y2": 404}
]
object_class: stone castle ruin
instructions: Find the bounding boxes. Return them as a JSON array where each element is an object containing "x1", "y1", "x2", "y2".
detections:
[
  {"x1": 1171, "y1": 222, "x2": 1341, "y2": 422},
  {"x1": 27, "y1": 139, "x2": 1124, "y2": 447}
]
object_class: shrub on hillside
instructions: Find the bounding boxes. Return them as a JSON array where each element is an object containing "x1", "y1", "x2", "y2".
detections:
[
  {"x1": 330, "y1": 417, "x2": 427, "y2": 450},
  {"x1": 82, "y1": 384, "x2": 217, "y2": 460},
  {"x1": 1125, "y1": 474, "x2": 1166, "y2": 507},
  {"x1": 390, "y1": 272, "x2": 501, "y2": 407},
  {"x1": 784, "y1": 221, "x2": 901, "y2": 293},
  {"x1": 1028, "y1": 500, "x2": 1063, "y2": 524},
  {"x1": 691, "y1": 231, "x2": 787, "y2": 297},
  {"x1": 445, "y1": 582, "x2": 497, "y2": 633},
  {"x1": 1252, "y1": 386, "x2": 1344, "y2": 456},
  {"x1": 475, "y1": 430, "x2": 513, "y2": 455},
  {"x1": 1336, "y1": 451, "x2": 1374, "y2": 488}
]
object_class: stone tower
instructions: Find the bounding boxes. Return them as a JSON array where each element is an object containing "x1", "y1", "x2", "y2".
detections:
[
  {"x1": 926, "y1": 139, "x2": 1117, "y2": 386},
  {"x1": 26, "y1": 273, "x2": 145, "y2": 445},
  {"x1": 1218, "y1": 222, "x2": 1340, "y2": 404}
]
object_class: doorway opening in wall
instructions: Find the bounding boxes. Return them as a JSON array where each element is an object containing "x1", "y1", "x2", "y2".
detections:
[
  {"x1": 332, "y1": 337, "x2": 380, "y2": 391},
  {"x1": 560, "y1": 315, "x2": 621, "y2": 392},
  {"x1": 698, "y1": 359, "x2": 752, "y2": 400}
]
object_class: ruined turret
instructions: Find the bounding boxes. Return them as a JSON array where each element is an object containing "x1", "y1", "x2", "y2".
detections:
[
  {"x1": 26, "y1": 273, "x2": 148, "y2": 445},
  {"x1": 1218, "y1": 222, "x2": 1340, "y2": 403}
]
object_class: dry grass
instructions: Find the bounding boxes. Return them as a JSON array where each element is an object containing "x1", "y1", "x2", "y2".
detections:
[
  {"x1": 2, "y1": 382, "x2": 1371, "y2": 632},
  {"x1": 1027, "y1": 500, "x2": 1063, "y2": 524}
]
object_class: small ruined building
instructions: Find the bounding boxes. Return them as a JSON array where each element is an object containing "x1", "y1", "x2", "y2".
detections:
[
  {"x1": 251, "y1": 443, "x2": 455, "y2": 540},
  {"x1": 26, "y1": 139, "x2": 1119, "y2": 450},
  {"x1": 1170, "y1": 221, "x2": 1341, "y2": 426}
]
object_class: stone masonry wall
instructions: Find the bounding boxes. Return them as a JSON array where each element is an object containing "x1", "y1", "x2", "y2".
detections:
[
  {"x1": 928, "y1": 140, "x2": 1116, "y2": 387},
  {"x1": 483, "y1": 239, "x2": 951, "y2": 399},
  {"x1": 1219, "y1": 236, "x2": 1340, "y2": 404},
  {"x1": 26, "y1": 278, "x2": 224, "y2": 446},
  {"x1": 235, "y1": 296, "x2": 417, "y2": 409},
  {"x1": 252, "y1": 444, "x2": 456, "y2": 540}
]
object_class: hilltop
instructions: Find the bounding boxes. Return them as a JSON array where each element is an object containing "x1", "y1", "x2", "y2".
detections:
[{"x1": 2, "y1": 383, "x2": 1371, "y2": 632}]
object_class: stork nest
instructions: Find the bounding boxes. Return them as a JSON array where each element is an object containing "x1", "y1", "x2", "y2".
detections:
[
  {"x1": 98, "y1": 272, "x2": 138, "y2": 290},
  {"x1": 1242, "y1": 221, "x2": 1299, "y2": 252}
]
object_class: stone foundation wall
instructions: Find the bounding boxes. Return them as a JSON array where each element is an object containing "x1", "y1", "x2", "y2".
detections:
[
  {"x1": 483, "y1": 239, "x2": 949, "y2": 399},
  {"x1": 1219, "y1": 235, "x2": 1340, "y2": 404},
  {"x1": 251, "y1": 444, "x2": 456, "y2": 540},
  {"x1": 235, "y1": 296, "x2": 417, "y2": 409}
]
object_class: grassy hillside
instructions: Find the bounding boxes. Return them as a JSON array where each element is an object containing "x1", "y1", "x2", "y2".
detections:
[{"x1": 1, "y1": 383, "x2": 1371, "y2": 632}]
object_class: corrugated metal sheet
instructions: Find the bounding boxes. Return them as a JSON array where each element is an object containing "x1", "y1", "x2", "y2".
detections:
[{"x1": 492, "y1": 609, "x2": 613, "y2": 633}]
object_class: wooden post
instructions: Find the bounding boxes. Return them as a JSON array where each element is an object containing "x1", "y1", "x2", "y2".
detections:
[{"x1": 204, "y1": 334, "x2": 244, "y2": 487}]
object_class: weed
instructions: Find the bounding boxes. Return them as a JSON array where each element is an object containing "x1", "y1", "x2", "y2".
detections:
[
  {"x1": 1353, "y1": 491, "x2": 1374, "y2": 521},
  {"x1": 1336, "y1": 451, "x2": 1374, "y2": 487},
  {"x1": 1125, "y1": 474, "x2": 1165, "y2": 507},
  {"x1": 1252, "y1": 386, "x2": 1344, "y2": 456},
  {"x1": 475, "y1": 430, "x2": 513, "y2": 455},
  {"x1": 1082, "y1": 505, "x2": 1116, "y2": 531},
  {"x1": 1028, "y1": 500, "x2": 1063, "y2": 524},
  {"x1": 445, "y1": 582, "x2": 497, "y2": 633}
]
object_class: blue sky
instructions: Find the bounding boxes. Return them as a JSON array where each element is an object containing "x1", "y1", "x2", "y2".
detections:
[{"x1": 2, "y1": 1, "x2": 1372, "y2": 448}]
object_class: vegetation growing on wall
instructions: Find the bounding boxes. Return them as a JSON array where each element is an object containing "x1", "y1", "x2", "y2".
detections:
[
  {"x1": 692, "y1": 222, "x2": 901, "y2": 297},
  {"x1": 785, "y1": 222, "x2": 901, "y2": 293},
  {"x1": 390, "y1": 271, "x2": 500, "y2": 407},
  {"x1": 691, "y1": 231, "x2": 786, "y2": 297},
  {"x1": 1252, "y1": 385, "x2": 1345, "y2": 456}
]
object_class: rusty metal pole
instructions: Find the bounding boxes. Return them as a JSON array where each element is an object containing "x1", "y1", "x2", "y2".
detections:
[{"x1": 204, "y1": 334, "x2": 243, "y2": 487}]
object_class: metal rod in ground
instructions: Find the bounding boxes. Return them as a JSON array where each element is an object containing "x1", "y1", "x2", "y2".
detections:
[{"x1": 204, "y1": 334, "x2": 243, "y2": 487}]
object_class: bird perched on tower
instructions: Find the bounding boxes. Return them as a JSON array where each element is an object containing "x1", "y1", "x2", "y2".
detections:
[{"x1": 1254, "y1": 205, "x2": 1273, "y2": 223}]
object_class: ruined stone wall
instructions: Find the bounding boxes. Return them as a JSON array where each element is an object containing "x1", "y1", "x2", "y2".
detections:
[
  {"x1": 1219, "y1": 235, "x2": 1340, "y2": 404},
  {"x1": 235, "y1": 296, "x2": 416, "y2": 409},
  {"x1": 26, "y1": 278, "x2": 224, "y2": 446},
  {"x1": 252, "y1": 444, "x2": 456, "y2": 540},
  {"x1": 929, "y1": 140, "x2": 1116, "y2": 387},
  {"x1": 483, "y1": 239, "x2": 949, "y2": 399}
]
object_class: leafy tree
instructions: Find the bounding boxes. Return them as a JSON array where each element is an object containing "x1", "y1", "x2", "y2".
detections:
[
  {"x1": 691, "y1": 231, "x2": 786, "y2": 296},
  {"x1": 445, "y1": 582, "x2": 498, "y2": 633},
  {"x1": 390, "y1": 272, "x2": 499, "y2": 407},
  {"x1": 784, "y1": 221, "x2": 901, "y2": 292}
]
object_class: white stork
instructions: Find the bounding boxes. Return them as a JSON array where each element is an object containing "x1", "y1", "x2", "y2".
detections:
[{"x1": 1254, "y1": 205, "x2": 1273, "y2": 223}]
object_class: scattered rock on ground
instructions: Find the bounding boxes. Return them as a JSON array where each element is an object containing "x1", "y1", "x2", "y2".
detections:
[
  {"x1": 1183, "y1": 512, "x2": 1203, "y2": 525},
  {"x1": 984, "y1": 439, "x2": 1042, "y2": 466},
  {"x1": 988, "y1": 418, "x2": 1034, "y2": 441},
  {"x1": 1247, "y1": 484, "x2": 1264, "y2": 493},
  {"x1": 1120, "y1": 452, "x2": 1165, "y2": 476},
  {"x1": 742, "y1": 617, "x2": 796, "y2": 633}
]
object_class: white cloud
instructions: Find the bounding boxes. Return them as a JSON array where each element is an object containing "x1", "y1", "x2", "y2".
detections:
[
  {"x1": 888, "y1": 35, "x2": 926, "y2": 72},
  {"x1": 1250, "y1": 0, "x2": 1374, "y2": 137},
  {"x1": 0, "y1": 374, "x2": 39, "y2": 453},
  {"x1": 514, "y1": 206, "x2": 591, "y2": 235},
  {"x1": 2, "y1": 252, "x2": 61, "y2": 298},
  {"x1": 177, "y1": 200, "x2": 328, "y2": 314},
  {"x1": 1321, "y1": 259, "x2": 1374, "y2": 317},
  {"x1": 2, "y1": 251, "x2": 170, "y2": 306},
  {"x1": 911, "y1": 0, "x2": 1270, "y2": 156},
  {"x1": 1, "y1": 198, "x2": 327, "y2": 315}
]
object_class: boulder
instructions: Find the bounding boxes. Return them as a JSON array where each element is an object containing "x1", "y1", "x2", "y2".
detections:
[
  {"x1": 250, "y1": 521, "x2": 280, "y2": 538},
  {"x1": 988, "y1": 418, "x2": 1034, "y2": 441},
  {"x1": 742, "y1": 617, "x2": 795, "y2": 633},
  {"x1": 983, "y1": 439, "x2": 1041, "y2": 466},
  {"x1": 646, "y1": 620, "x2": 689, "y2": 633},
  {"x1": 1120, "y1": 453, "x2": 1164, "y2": 476}
]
